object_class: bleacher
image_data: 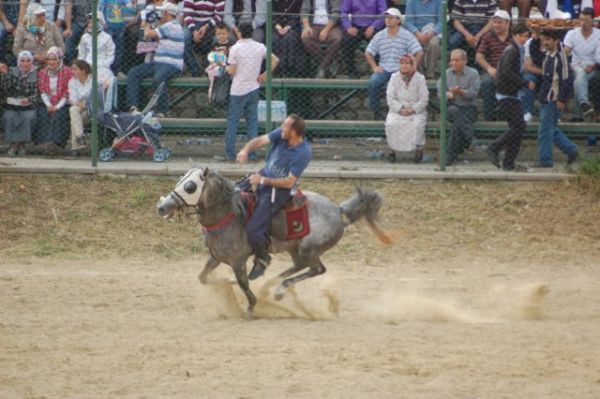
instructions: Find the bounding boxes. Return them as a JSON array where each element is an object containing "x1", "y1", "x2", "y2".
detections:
[{"x1": 116, "y1": 76, "x2": 598, "y2": 139}]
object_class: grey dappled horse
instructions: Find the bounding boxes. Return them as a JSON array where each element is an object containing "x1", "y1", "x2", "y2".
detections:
[{"x1": 157, "y1": 167, "x2": 391, "y2": 317}]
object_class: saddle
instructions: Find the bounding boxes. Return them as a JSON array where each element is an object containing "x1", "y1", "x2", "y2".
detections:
[{"x1": 240, "y1": 189, "x2": 310, "y2": 241}]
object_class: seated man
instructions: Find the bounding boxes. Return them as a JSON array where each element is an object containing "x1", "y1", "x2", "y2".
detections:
[
  {"x1": 449, "y1": 0, "x2": 496, "y2": 51},
  {"x1": 0, "y1": 0, "x2": 20, "y2": 63},
  {"x1": 126, "y1": 3, "x2": 183, "y2": 117},
  {"x1": 563, "y1": 7, "x2": 600, "y2": 121},
  {"x1": 365, "y1": 8, "x2": 423, "y2": 120},
  {"x1": 498, "y1": 0, "x2": 533, "y2": 19},
  {"x1": 63, "y1": 0, "x2": 93, "y2": 64},
  {"x1": 404, "y1": 0, "x2": 443, "y2": 79},
  {"x1": 439, "y1": 48, "x2": 481, "y2": 166},
  {"x1": 300, "y1": 0, "x2": 343, "y2": 78},
  {"x1": 521, "y1": 30, "x2": 544, "y2": 123},
  {"x1": 236, "y1": 114, "x2": 312, "y2": 280},
  {"x1": 183, "y1": 0, "x2": 225, "y2": 77},
  {"x1": 223, "y1": 0, "x2": 266, "y2": 42},
  {"x1": 475, "y1": 10, "x2": 512, "y2": 121},
  {"x1": 340, "y1": 0, "x2": 387, "y2": 78}
]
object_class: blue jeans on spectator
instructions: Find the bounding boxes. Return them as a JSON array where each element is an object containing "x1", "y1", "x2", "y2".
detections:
[
  {"x1": 538, "y1": 102, "x2": 578, "y2": 166},
  {"x1": 126, "y1": 62, "x2": 181, "y2": 114},
  {"x1": 38, "y1": 106, "x2": 69, "y2": 147},
  {"x1": 368, "y1": 71, "x2": 392, "y2": 115},
  {"x1": 449, "y1": 24, "x2": 485, "y2": 50},
  {"x1": 519, "y1": 72, "x2": 542, "y2": 116},
  {"x1": 107, "y1": 26, "x2": 125, "y2": 74},
  {"x1": 480, "y1": 71, "x2": 497, "y2": 121},
  {"x1": 572, "y1": 66, "x2": 600, "y2": 119},
  {"x1": 225, "y1": 89, "x2": 259, "y2": 161},
  {"x1": 64, "y1": 23, "x2": 87, "y2": 65}
]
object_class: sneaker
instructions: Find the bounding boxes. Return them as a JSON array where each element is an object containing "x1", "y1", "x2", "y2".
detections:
[
  {"x1": 581, "y1": 102, "x2": 593, "y2": 116},
  {"x1": 248, "y1": 254, "x2": 271, "y2": 280},
  {"x1": 486, "y1": 148, "x2": 501, "y2": 168},
  {"x1": 316, "y1": 67, "x2": 326, "y2": 79},
  {"x1": 567, "y1": 152, "x2": 579, "y2": 165},
  {"x1": 523, "y1": 112, "x2": 532, "y2": 123},
  {"x1": 76, "y1": 135, "x2": 86, "y2": 146},
  {"x1": 129, "y1": 106, "x2": 141, "y2": 115},
  {"x1": 502, "y1": 164, "x2": 516, "y2": 171},
  {"x1": 387, "y1": 151, "x2": 396, "y2": 163},
  {"x1": 7, "y1": 147, "x2": 16, "y2": 157}
]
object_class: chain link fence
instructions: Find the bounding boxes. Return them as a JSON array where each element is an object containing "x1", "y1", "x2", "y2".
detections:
[{"x1": 0, "y1": 0, "x2": 599, "y2": 167}]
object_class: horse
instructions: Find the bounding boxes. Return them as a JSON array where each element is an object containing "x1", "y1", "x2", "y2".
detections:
[{"x1": 157, "y1": 167, "x2": 391, "y2": 317}]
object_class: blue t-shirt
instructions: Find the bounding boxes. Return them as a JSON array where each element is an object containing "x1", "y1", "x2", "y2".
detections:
[{"x1": 262, "y1": 128, "x2": 312, "y2": 184}]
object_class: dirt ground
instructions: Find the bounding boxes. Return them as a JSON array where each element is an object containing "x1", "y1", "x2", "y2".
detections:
[{"x1": 1, "y1": 174, "x2": 600, "y2": 398}]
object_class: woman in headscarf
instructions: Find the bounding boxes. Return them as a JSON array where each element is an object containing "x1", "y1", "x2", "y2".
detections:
[
  {"x1": 37, "y1": 46, "x2": 72, "y2": 149},
  {"x1": 12, "y1": 3, "x2": 65, "y2": 67},
  {"x1": 385, "y1": 53, "x2": 429, "y2": 163},
  {"x1": 0, "y1": 50, "x2": 39, "y2": 156}
]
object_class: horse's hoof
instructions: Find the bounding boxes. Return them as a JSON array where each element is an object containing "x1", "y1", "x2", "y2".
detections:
[
  {"x1": 274, "y1": 286, "x2": 286, "y2": 301},
  {"x1": 247, "y1": 308, "x2": 255, "y2": 319}
]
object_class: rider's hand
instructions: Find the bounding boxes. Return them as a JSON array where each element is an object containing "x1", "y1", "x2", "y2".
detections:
[{"x1": 236, "y1": 150, "x2": 248, "y2": 164}]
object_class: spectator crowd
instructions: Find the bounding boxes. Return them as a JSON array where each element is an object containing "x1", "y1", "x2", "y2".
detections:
[{"x1": 0, "y1": 0, "x2": 599, "y2": 167}]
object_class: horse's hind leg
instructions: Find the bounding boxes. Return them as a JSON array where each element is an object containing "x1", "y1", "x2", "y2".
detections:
[
  {"x1": 198, "y1": 256, "x2": 221, "y2": 285},
  {"x1": 274, "y1": 259, "x2": 326, "y2": 301}
]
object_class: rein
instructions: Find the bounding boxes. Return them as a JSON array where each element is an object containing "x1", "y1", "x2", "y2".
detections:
[{"x1": 201, "y1": 211, "x2": 236, "y2": 234}]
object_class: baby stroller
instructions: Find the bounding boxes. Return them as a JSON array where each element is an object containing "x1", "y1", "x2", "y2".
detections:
[{"x1": 95, "y1": 82, "x2": 172, "y2": 162}]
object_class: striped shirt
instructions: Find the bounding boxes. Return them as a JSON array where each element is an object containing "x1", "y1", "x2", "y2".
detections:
[
  {"x1": 155, "y1": 20, "x2": 185, "y2": 71},
  {"x1": 450, "y1": 0, "x2": 497, "y2": 26},
  {"x1": 183, "y1": 0, "x2": 225, "y2": 29},
  {"x1": 366, "y1": 27, "x2": 422, "y2": 73},
  {"x1": 477, "y1": 30, "x2": 511, "y2": 69}
]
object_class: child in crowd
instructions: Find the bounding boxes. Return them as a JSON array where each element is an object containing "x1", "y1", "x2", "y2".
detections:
[{"x1": 205, "y1": 23, "x2": 234, "y2": 106}]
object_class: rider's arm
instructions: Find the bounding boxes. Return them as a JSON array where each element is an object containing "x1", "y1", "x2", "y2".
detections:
[
  {"x1": 260, "y1": 172, "x2": 298, "y2": 190},
  {"x1": 236, "y1": 134, "x2": 270, "y2": 162}
]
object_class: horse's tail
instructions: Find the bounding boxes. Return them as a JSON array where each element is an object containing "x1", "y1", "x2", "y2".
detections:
[{"x1": 339, "y1": 187, "x2": 392, "y2": 245}]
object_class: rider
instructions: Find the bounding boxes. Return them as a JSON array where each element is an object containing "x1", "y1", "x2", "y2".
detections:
[{"x1": 236, "y1": 114, "x2": 312, "y2": 280}]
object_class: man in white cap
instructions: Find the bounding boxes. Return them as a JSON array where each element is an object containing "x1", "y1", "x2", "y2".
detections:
[
  {"x1": 364, "y1": 7, "x2": 423, "y2": 120},
  {"x1": 475, "y1": 9, "x2": 512, "y2": 121},
  {"x1": 126, "y1": 2, "x2": 183, "y2": 117}
]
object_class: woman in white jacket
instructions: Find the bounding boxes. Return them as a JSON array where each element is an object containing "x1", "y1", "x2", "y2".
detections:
[
  {"x1": 385, "y1": 54, "x2": 429, "y2": 163},
  {"x1": 77, "y1": 13, "x2": 115, "y2": 83}
]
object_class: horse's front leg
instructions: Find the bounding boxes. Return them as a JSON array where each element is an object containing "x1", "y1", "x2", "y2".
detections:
[
  {"x1": 232, "y1": 261, "x2": 257, "y2": 318},
  {"x1": 198, "y1": 256, "x2": 221, "y2": 285}
]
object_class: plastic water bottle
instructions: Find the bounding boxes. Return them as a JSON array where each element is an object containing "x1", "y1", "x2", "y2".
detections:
[{"x1": 196, "y1": 138, "x2": 212, "y2": 145}]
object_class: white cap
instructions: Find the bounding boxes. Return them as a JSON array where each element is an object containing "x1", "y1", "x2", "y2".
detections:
[
  {"x1": 493, "y1": 10, "x2": 511, "y2": 21},
  {"x1": 157, "y1": 3, "x2": 179, "y2": 16},
  {"x1": 384, "y1": 8, "x2": 402, "y2": 19},
  {"x1": 29, "y1": 3, "x2": 46, "y2": 15}
]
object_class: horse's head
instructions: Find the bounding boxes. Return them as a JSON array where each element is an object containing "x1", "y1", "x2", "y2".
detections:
[{"x1": 157, "y1": 167, "x2": 209, "y2": 219}]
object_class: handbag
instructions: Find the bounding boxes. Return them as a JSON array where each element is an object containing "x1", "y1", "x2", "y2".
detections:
[{"x1": 210, "y1": 74, "x2": 232, "y2": 108}]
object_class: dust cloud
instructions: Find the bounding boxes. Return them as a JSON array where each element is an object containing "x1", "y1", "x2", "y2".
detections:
[{"x1": 365, "y1": 282, "x2": 550, "y2": 324}]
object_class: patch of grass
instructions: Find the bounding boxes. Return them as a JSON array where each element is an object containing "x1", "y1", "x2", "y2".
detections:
[{"x1": 577, "y1": 157, "x2": 600, "y2": 196}]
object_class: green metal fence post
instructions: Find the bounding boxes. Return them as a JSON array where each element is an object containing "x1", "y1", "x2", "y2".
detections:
[
  {"x1": 91, "y1": 1, "x2": 99, "y2": 167},
  {"x1": 439, "y1": 0, "x2": 448, "y2": 171},
  {"x1": 265, "y1": 0, "x2": 273, "y2": 133}
]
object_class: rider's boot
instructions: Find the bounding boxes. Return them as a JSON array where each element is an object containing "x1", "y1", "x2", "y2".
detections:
[{"x1": 248, "y1": 247, "x2": 271, "y2": 280}]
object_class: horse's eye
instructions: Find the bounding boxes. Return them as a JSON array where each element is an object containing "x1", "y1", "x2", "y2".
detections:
[{"x1": 184, "y1": 181, "x2": 197, "y2": 194}]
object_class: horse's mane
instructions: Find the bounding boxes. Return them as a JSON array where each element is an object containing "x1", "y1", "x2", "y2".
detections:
[{"x1": 206, "y1": 170, "x2": 246, "y2": 222}]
